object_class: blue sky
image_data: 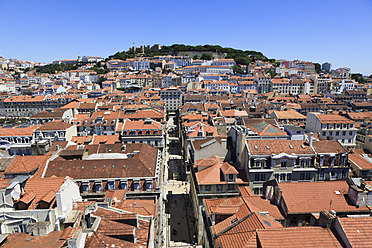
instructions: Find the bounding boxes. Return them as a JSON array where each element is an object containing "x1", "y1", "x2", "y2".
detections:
[{"x1": 0, "y1": 0, "x2": 371, "y2": 75}]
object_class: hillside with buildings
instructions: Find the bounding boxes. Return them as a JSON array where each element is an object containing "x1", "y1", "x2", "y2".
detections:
[{"x1": 0, "y1": 43, "x2": 371, "y2": 247}]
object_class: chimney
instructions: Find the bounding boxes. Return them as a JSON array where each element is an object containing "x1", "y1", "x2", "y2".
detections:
[{"x1": 309, "y1": 132, "x2": 313, "y2": 147}]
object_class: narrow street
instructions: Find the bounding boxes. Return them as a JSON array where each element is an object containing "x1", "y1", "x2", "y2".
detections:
[{"x1": 161, "y1": 115, "x2": 199, "y2": 247}]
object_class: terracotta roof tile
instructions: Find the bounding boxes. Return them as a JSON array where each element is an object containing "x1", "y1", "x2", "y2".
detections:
[
  {"x1": 247, "y1": 140, "x2": 314, "y2": 155},
  {"x1": 317, "y1": 114, "x2": 355, "y2": 124},
  {"x1": 2, "y1": 231, "x2": 66, "y2": 248},
  {"x1": 337, "y1": 217, "x2": 372, "y2": 247},
  {"x1": 278, "y1": 181, "x2": 369, "y2": 214},
  {"x1": 4, "y1": 155, "x2": 50, "y2": 174},
  {"x1": 37, "y1": 121, "x2": 74, "y2": 131},
  {"x1": 349, "y1": 153, "x2": 372, "y2": 170},
  {"x1": 312, "y1": 140, "x2": 347, "y2": 154},
  {"x1": 256, "y1": 226, "x2": 342, "y2": 247}
]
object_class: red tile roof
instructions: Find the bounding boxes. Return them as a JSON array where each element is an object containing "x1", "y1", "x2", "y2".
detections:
[
  {"x1": 2, "y1": 231, "x2": 66, "y2": 248},
  {"x1": 337, "y1": 217, "x2": 372, "y2": 247},
  {"x1": 20, "y1": 176, "x2": 66, "y2": 209},
  {"x1": 278, "y1": 181, "x2": 369, "y2": 214},
  {"x1": 256, "y1": 226, "x2": 342, "y2": 247},
  {"x1": 4, "y1": 155, "x2": 50, "y2": 174},
  {"x1": 37, "y1": 121, "x2": 74, "y2": 131},
  {"x1": 349, "y1": 153, "x2": 372, "y2": 170},
  {"x1": 247, "y1": 140, "x2": 314, "y2": 155},
  {"x1": 312, "y1": 140, "x2": 347, "y2": 154},
  {"x1": 317, "y1": 114, "x2": 355, "y2": 124}
]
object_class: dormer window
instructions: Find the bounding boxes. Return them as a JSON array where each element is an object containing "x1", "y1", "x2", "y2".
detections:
[
  {"x1": 146, "y1": 180, "x2": 153, "y2": 191},
  {"x1": 330, "y1": 156, "x2": 335, "y2": 166},
  {"x1": 133, "y1": 180, "x2": 140, "y2": 191},
  {"x1": 120, "y1": 180, "x2": 127, "y2": 189},
  {"x1": 81, "y1": 182, "x2": 89, "y2": 193},
  {"x1": 281, "y1": 161, "x2": 287, "y2": 167},
  {"x1": 319, "y1": 156, "x2": 325, "y2": 166},
  {"x1": 107, "y1": 181, "x2": 115, "y2": 190},
  {"x1": 228, "y1": 174, "x2": 235, "y2": 182},
  {"x1": 95, "y1": 181, "x2": 103, "y2": 192}
]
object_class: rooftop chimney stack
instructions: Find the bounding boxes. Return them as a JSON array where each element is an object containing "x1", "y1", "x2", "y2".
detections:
[{"x1": 309, "y1": 132, "x2": 313, "y2": 147}]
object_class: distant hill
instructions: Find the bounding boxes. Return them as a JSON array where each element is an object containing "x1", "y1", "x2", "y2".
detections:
[{"x1": 108, "y1": 44, "x2": 274, "y2": 65}]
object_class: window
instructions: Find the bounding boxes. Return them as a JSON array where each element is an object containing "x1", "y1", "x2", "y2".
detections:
[
  {"x1": 342, "y1": 131, "x2": 346, "y2": 136},
  {"x1": 329, "y1": 131, "x2": 333, "y2": 136},
  {"x1": 287, "y1": 173, "x2": 292, "y2": 181},
  {"x1": 336, "y1": 124, "x2": 340, "y2": 129},
  {"x1": 95, "y1": 182, "x2": 102, "y2": 192},
  {"x1": 254, "y1": 160, "x2": 263, "y2": 168},
  {"x1": 305, "y1": 173, "x2": 311, "y2": 180},
  {"x1": 275, "y1": 174, "x2": 279, "y2": 181},
  {"x1": 319, "y1": 170, "x2": 324, "y2": 180},
  {"x1": 281, "y1": 161, "x2": 287, "y2": 167},
  {"x1": 205, "y1": 185, "x2": 211, "y2": 191},
  {"x1": 330, "y1": 157, "x2": 335, "y2": 166},
  {"x1": 348, "y1": 139, "x2": 352, "y2": 143},
  {"x1": 350, "y1": 124, "x2": 354, "y2": 128},
  {"x1": 329, "y1": 124, "x2": 334, "y2": 129},
  {"x1": 228, "y1": 174, "x2": 235, "y2": 182},
  {"x1": 301, "y1": 160, "x2": 305, "y2": 167},
  {"x1": 342, "y1": 170, "x2": 347, "y2": 178},
  {"x1": 300, "y1": 173, "x2": 305, "y2": 180},
  {"x1": 343, "y1": 124, "x2": 347, "y2": 128},
  {"x1": 336, "y1": 131, "x2": 339, "y2": 136},
  {"x1": 280, "y1": 174, "x2": 286, "y2": 181},
  {"x1": 255, "y1": 173, "x2": 266, "y2": 182},
  {"x1": 120, "y1": 181, "x2": 127, "y2": 189},
  {"x1": 82, "y1": 182, "x2": 89, "y2": 193},
  {"x1": 322, "y1": 132, "x2": 326, "y2": 136},
  {"x1": 133, "y1": 180, "x2": 140, "y2": 190},
  {"x1": 349, "y1": 131, "x2": 353, "y2": 135},
  {"x1": 228, "y1": 184, "x2": 234, "y2": 191},
  {"x1": 331, "y1": 171, "x2": 336, "y2": 180},
  {"x1": 254, "y1": 188, "x2": 260, "y2": 195},
  {"x1": 322, "y1": 124, "x2": 327, "y2": 129},
  {"x1": 146, "y1": 180, "x2": 153, "y2": 190},
  {"x1": 261, "y1": 174, "x2": 266, "y2": 181},
  {"x1": 319, "y1": 156, "x2": 324, "y2": 167},
  {"x1": 107, "y1": 181, "x2": 115, "y2": 190}
]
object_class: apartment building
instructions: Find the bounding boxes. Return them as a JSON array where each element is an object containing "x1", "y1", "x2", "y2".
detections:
[
  {"x1": 306, "y1": 113, "x2": 357, "y2": 149},
  {"x1": 254, "y1": 72, "x2": 271, "y2": 93},
  {"x1": 245, "y1": 140, "x2": 316, "y2": 194},
  {"x1": 159, "y1": 86, "x2": 183, "y2": 111}
]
